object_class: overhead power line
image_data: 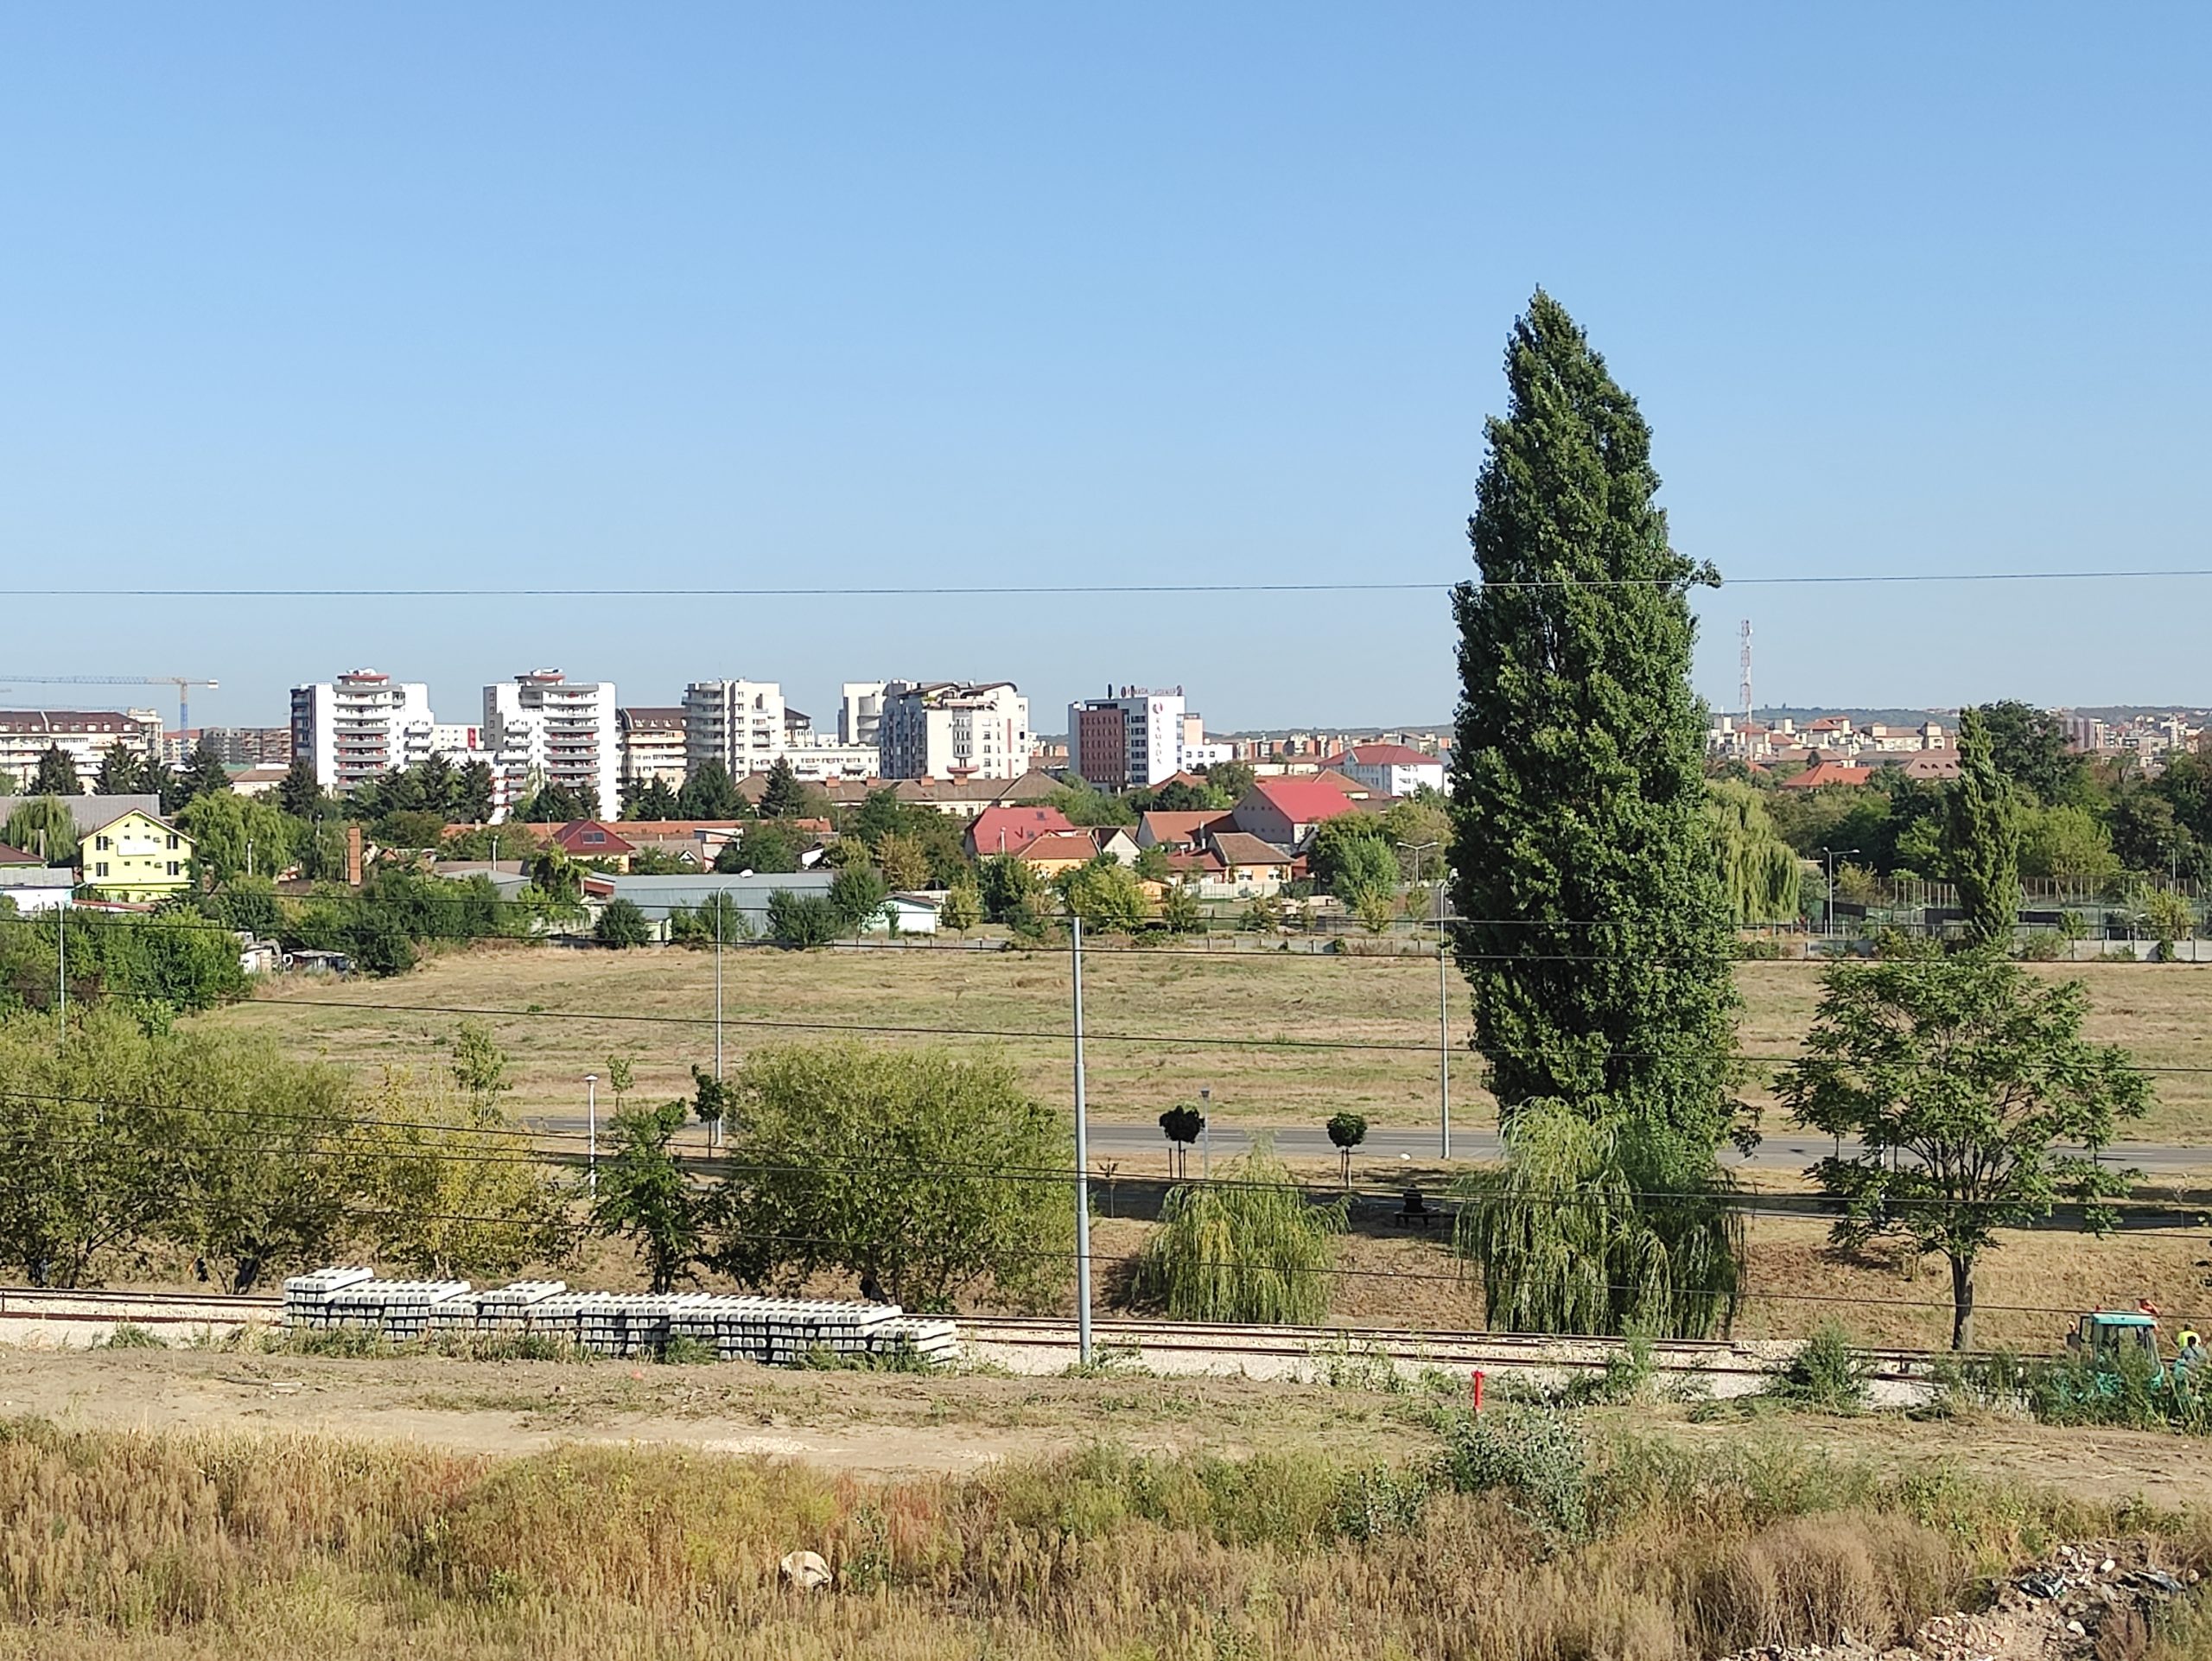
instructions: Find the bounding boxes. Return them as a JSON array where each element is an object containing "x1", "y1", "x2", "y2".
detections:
[{"x1": 8, "y1": 566, "x2": 2212, "y2": 600}]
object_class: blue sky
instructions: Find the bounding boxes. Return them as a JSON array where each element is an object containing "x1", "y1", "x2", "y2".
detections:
[{"x1": 3, "y1": 5, "x2": 2207, "y2": 734}]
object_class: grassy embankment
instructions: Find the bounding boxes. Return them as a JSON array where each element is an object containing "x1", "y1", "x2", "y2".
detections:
[
  {"x1": 212, "y1": 942, "x2": 2212, "y2": 1141},
  {"x1": 2, "y1": 1408, "x2": 2207, "y2": 1660}
]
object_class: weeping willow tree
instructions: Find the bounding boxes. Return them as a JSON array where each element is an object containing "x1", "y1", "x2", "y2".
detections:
[
  {"x1": 1452, "y1": 1104, "x2": 1743, "y2": 1338},
  {"x1": 1706, "y1": 780, "x2": 1802, "y2": 925},
  {"x1": 1133, "y1": 1146, "x2": 1344, "y2": 1324}
]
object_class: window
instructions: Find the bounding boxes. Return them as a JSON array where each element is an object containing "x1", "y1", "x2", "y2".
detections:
[
  {"x1": 168, "y1": 862, "x2": 181, "y2": 876},
  {"x1": 96, "y1": 836, "x2": 111, "y2": 851},
  {"x1": 96, "y1": 862, "x2": 109, "y2": 878},
  {"x1": 168, "y1": 834, "x2": 179, "y2": 850}
]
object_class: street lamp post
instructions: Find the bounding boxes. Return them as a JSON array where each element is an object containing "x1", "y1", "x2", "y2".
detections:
[
  {"x1": 1398, "y1": 840, "x2": 1448, "y2": 1158},
  {"x1": 584, "y1": 1072, "x2": 599, "y2": 1195},
  {"x1": 1071, "y1": 914, "x2": 1092, "y2": 1365},
  {"x1": 1818, "y1": 848, "x2": 1859, "y2": 941},
  {"x1": 1198, "y1": 1086, "x2": 1211, "y2": 1179}
]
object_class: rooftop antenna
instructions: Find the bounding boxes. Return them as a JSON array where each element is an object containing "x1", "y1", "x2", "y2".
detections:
[{"x1": 1738, "y1": 620, "x2": 1753, "y2": 722}]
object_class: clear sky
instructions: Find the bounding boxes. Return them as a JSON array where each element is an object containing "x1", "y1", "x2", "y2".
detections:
[{"x1": 3, "y1": 5, "x2": 2207, "y2": 735}]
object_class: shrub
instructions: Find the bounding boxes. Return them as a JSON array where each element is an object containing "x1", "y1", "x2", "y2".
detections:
[
  {"x1": 766, "y1": 890, "x2": 839, "y2": 947},
  {"x1": 1765, "y1": 1324, "x2": 1870, "y2": 1413},
  {"x1": 593, "y1": 898, "x2": 652, "y2": 948},
  {"x1": 1437, "y1": 1404, "x2": 1590, "y2": 1538}
]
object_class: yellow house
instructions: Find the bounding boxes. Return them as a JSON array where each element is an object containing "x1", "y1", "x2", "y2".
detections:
[{"x1": 82, "y1": 809, "x2": 193, "y2": 901}]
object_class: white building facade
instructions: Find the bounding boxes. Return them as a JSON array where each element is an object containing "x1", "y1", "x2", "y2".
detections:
[
  {"x1": 839, "y1": 682, "x2": 887, "y2": 746},
  {"x1": 1067, "y1": 687, "x2": 1185, "y2": 791},
  {"x1": 0, "y1": 710, "x2": 162, "y2": 790},
  {"x1": 1332, "y1": 743, "x2": 1446, "y2": 798},
  {"x1": 289, "y1": 671, "x2": 435, "y2": 794},
  {"x1": 483, "y1": 670, "x2": 620, "y2": 820},
  {"x1": 683, "y1": 679, "x2": 787, "y2": 780},
  {"x1": 878, "y1": 681, "x2": 1031, "y2": 781}
]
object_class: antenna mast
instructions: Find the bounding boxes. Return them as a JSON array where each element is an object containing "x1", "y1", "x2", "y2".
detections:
[{"x1": 1738, "y1": 620, "x2": 1753, "y2": 722}]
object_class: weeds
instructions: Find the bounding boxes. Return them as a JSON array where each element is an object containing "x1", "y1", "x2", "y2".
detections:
[
  {"x1": 1764, "y1": 1325, "x2": 1871, "y2": 1413},
  {"x1": 97, "y1": 1322, "x2": 166, "y2": 1350},
  {"x1": 1436, "y1": 1403, "x2": 1591, "y2": 1539}
]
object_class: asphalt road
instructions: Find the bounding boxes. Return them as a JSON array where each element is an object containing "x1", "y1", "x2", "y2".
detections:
[{"x1": 526, "y1": 1112, "x2": 2212, "y2": 1178}]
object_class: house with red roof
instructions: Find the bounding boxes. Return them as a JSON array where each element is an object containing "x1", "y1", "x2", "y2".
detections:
[
  {"x1": 1136, "y1": 809, "x2": 1231, "y2": 850},
  {"x1": 1324, "y1": 743, "x2": 1446, "y2": 798},
  {"x1": 1230, "y1": 778, "x2": 1361, "y2": 850},
  {"x1": 967, "y1": 804, "x2": 1075, "y2": 858},
  {"x1": 548, "y1": 820, "x2": 641, "y2": 869},
  {"x1": 1780, "y1": 758, "x2": 1874, "y2": 791}
]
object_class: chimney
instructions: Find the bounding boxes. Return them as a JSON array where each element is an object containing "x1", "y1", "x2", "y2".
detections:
[{"x1": 346, "y1": 824, "x2": 364, "y2": 887}]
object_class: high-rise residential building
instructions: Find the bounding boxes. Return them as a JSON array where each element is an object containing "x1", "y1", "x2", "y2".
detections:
[
  {"x1": 0, "y1": 710, "x2": 162, "y2": 791},
  {"x1": 879, "y1": 681, "x2": 1031, "y2": 781},
  {"x1": 1067, "y1": 686, "x2": 1186, "y2": 791},
  {"x1": 840, "y1": 682, "x2": 887, "y2": 746},
  {"x1": 162, "y1": 726, "x2": 293, "y2": 767},
  {"x1": 483, "y1": 670, "x2": 620, "y2": 820},
  {"x1": 618, "y1": 708, "x2": 689, "y2": 789},
  {"x1": 683, "y1": 679, "x2": 787, "y2": 780},
  {"x1": 290, "y1": 670, "x2": 435, "y2": 794}
]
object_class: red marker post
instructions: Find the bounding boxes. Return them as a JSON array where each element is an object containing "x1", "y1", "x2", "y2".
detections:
[{"x1": 1470, "y1": 1368, "x2": 1485, "y2": 1414}]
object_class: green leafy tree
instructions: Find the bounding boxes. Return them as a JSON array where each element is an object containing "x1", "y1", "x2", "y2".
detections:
[
  {"x1": 2137, "y1": 886, "x2": 2194, "y2": 958},
  {"x1": 874, "y1": 830, "x2": 931, "y2": 890},
  {"x1": 623, "y1": 776, "x2": 681, "y2": 821},
  {"x1": 0, "y1": 1009, "x2": 184, "y2": 1284},
  {"x1": 940, "y1": 879, "x2": 983, "y2": 934},
  {"x1": 1452, "y1": 1104, "x2": 1742, "y2": 1339},
  {"x1": 1051, "y1": 776, "x2": 1138, "y2": 828},
  {"x1": 1132, "y1": 842, "x2": 1174, "y2": 883},
  {"x1": 1325, "y1": 1111, "x2": 1368, "y2": 1187},
  {"x1": 449, "y1": 1019, "x2": 513, "y2": 1109},
  {"x1": 1971, "y1": 699, "x2": 2083, "y2": 805},
  {"x1": 594, "y1": 896, "x2": 652, "y2": 948},
  {"x1": 712, "y1": 1043, "x2": 1073, "y2": 1310},
  {"x1": 1134, "y1": 1146, "x2": 1343, "y2": 1324},
  {"x1": 690, "y1": 1064, "x2": 736, "y2": 1146},
  {"x1": 1379, "y1": 795, "x2": 1452, "y2": 881},
  {"x1": 978, "y1": 854, "x2": 1042, "y2": 923},
  {"x1": 766, "y1": 889, "x2": 840, "y2": 947},
  {"x1": 1158, "y1": 1102, "x2": 1205, "y2": 1178},
  {"x1": 1202, "y1": 760, "x2": 1256, "y2": 801},
  {"x1": 4, "y1": 798, "x2": 80, "y2": 866},
  {"x1": 178, "y1": 791, "x2": 297, "y2": 883},
  {"x1": 828, "y1": 865, "x2": 889, "y2": 933},
  {"x1": 93, "y1": 746, "x2": 147, "y2": 795},
  {"x1": 591, "y1": 1098, "x2": 702, "y2": 1293},
  {"x1": 1946, "y1": 707, "x2": 2021, "y2": 949},
  {"x1": 1239, "y1": 894, "x2": 1282, "y2": 934},
  {"x1": 1448, "y1": 290, "x2": 1739, "y2": 1147},
  {"x1": 30, "y1": 747, "x2": 80, "y2": 797},
  {"x1": 514, "y1": 780, "x2": 592, "y2": 824},
  {"x1": 676, "y1": 760, "x2": 743, "y2": 820},
  {"x1": 2017, "y1": 804, "x2": 2120, "y2": 888},
  {"x1": 758, "y1": 756, "x2": 808, "y2": 818},
  {"x1": 276, "y1": 757, "x2": 330, "y2": 820},
  {"x1": 717, "y1": 820, "x2": 804, "y2": 875},
  {"x1": 1309, "y1": 816, "x2": 1396, "y2": 904},
  {"x1": 1705, "y1": 780, "x2": 1802, "y2": 924},
  {"x1": 0, "y1": 770, "x2": 16, "y2": 795},
  {"x1": 1158, "y1": 881, "x2": 1204, "y2": 934},
  {"x1": 174, "y1": 740, "x2": 232, "y2": 808},
  {"x1": 454, "y1": 760, "x2": 496, "y2": 824},
  {"x1": 1778, "y1": 952, "x2": 2150, "y2": 1349},
  {"x1": 353, "y1": 1070, "x2": 572, "y2": 1279},
  {"x1": 627, "y1": 847, "x2": 686, "y2": 875},
  {"x1": 1058, "y1": 856, "x2": 1148, "y2": 932}
]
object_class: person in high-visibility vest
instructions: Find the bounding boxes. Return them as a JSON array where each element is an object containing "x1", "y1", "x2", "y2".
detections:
[{"x1": 2177, "y1": 1328, "x2": 2206, "y2": 1377}]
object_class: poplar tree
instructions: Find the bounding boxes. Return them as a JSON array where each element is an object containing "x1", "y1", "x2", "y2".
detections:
[
  {"x1": 1946, "y1": 707, "x2": 2020, "y2": 949},
  {"x1": 1449, "y1": 291, "x2": 1739, "y2": 1149}
]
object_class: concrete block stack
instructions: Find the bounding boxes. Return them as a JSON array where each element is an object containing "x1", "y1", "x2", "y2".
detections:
[{"x1": 282, "y1": 1269, "x2": 961, "y2": 1366}]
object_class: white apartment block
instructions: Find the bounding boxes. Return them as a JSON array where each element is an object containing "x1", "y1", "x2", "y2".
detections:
[
  {"x1": 840, "y1": 682, "x2": 887, "y2": 746},
  {"x1": 290, "y1": 670, "x2": 435, "y2": 794},
  {"x1": 879, "y1": 681, "x2": 1031, "y2": 781},
  {"x1": 684, "y1": 679, "x2": 788, "y2": 780},
  {"x1": 0, "y1": 709, "x2": 162, "y2": 791},
  {"x1": 1068, "y1": 686, "x2": 1185, "y2": 791},
  {"x1": 484, "y1": 670, "x2": 620, "y2": 821},
  {"x1": 781, "y1": 737, "x2": 881, "y2": 781},
  {"x1": 619, "y1": 708, "x2": 689, "y2": 787}
]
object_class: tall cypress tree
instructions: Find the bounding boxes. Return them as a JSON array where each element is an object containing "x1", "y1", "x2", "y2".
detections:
[
  {"x1": 1946, "y1": 707, "x2": 2019, "y2": 948},
  {"x1": 1449, "y1": 291, "x2": 1739, "y2": 1149}
]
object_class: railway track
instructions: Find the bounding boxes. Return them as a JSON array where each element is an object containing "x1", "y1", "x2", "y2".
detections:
[{"x1": 0, "y1": 1287, "x2": 1940, "y2": 1403}]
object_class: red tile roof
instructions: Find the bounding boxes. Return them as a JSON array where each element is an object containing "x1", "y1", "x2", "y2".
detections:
[
  {"x1": 1326, "y1": 743, "x2": 1437, "y2": 767},
  {"x1": 1780, "y1": 760, "x2": 1874, "y2": 790},
  {"x1": 969, "y1": 805, "x2": 1075, "y2": 856},
  {"x1": 0, "y1": 841, "x2": 39, "y2": 865},
  {"x1": 1012, "y1": 830, "x2": 1103, "y2": 864},
  {"x1": 1247, "y1": 777, "x2": 1363, "y2": 824},
  {"x1": 1139, "y1": 810, "x2": 1230, "y2": 846}
]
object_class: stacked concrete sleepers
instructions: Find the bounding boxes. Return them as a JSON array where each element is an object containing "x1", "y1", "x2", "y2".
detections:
[
  {"x1": 283, "y1": 1271, "x2": 474, "y2": 1340},
  {"x1": 475, "y1": 1280, "x2": 569, "y2": 1333}
]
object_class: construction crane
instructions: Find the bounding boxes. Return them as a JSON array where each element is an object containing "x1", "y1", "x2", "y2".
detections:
[{"x1": 0, "y1": 675, "x2": 219, "y2": 734}]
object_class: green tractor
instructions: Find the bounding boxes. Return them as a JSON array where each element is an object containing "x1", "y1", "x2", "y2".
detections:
[{"x1": 2060, "y1": 1310, "x2": 2170, "y2": 1400}]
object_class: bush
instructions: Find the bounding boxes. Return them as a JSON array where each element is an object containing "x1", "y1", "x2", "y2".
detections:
[
  {"x1": 1765, "y1": 1324, "x2": 1870, "y2": 1412},
  {"x1": 1437, "y1": 1404, "x2": 1590, "y2": 1537},
  {"x1": 593, "y1": 898, "x2": 652, "y2": 948},
  {"x1": 766, "y1": 890, "x2": 839, "y2": 947}
]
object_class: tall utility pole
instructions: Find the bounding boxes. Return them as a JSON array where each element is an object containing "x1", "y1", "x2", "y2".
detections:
[
  {"x1": 1738, "y1": 620, "x2": 1753, "y2": 722},
  {"x1": 713, "y1": 898, "x2": 724, "y2": 1154},
  {"x1": 584, "y1": 1072, "x2": 599, "y2": 1195},
  {"x1": 1401, "y1": 838, "x2": 1449, "y2": 1158},
  {"x1": 1071, "y1": 915, "x2": 1093, "y2": 1365}
]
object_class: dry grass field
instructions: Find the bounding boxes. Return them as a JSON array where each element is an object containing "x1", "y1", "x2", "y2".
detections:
[{"x1": 208, "y1": 941, "x2": 2212, "y2": 1139}]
